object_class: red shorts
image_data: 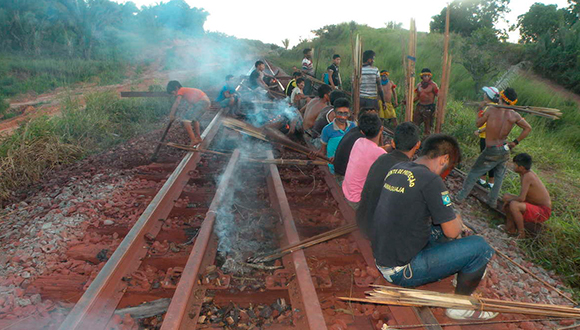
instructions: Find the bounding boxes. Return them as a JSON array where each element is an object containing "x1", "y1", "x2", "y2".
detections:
[{"x1": 523, "y1": 203, "x2": 551, "y2": 223}]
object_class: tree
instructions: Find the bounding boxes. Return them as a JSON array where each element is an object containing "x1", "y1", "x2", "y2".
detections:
[
  {"x1": 460, "y1": 27, "x2": 504, "y2": 94},
  {"x1": 281, "y1": 38, "x2": 290, "y2": 50},
  {"x1": 385, "y1": 21, "x2": 402, "y2": 30},
  {"x1": 430, "y1": 0, "x2": 510, "y2": 37},
  {"x1": 516, "y1": 3, "x2": 564, "y2": 43}
]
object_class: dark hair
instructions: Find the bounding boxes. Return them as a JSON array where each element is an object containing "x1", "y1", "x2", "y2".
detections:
[
  {"x1": 394, "y1": 122, "x2": 420, "y2": 151},
  {"x1": 421, "y1": 68, "x2": 432, "y2": 74},
  {"x1": 358, "y1": 107, "x2": 376, "y2": 120},
  {"x1": 358, "y1": 113, "x2": 382, "y2": 138},
  {"x1": 363, "y1": 50, "x2": 376, "y2": 63},
  {"x1": 330, "y1": 90, "x2": 347, "y2": 105},
  {"x1": 166, "y1": 80, "x2": 182, "y2": 94},
  {"x1": 255, "y1": 60, "x2": 264, "y2": 67},
  {"x1": 333, "y1": 54, "x2": 341, "y2": 59},
  {"x1": 303, "y1": 48, "x2": 312, "y2": 55},
  {"x1": 296, "y1": 78, "x2": 305, "y2": 84},
  {"x1": 419, "y1": 134, "x2": 462, "y2": 166},
  {"x1": 317, "y1": 84, "x2": 333, "y2": 98},
  {"x1": 334, "y1": 97, "x2": 350, "y2": 110},
  {"x1": 292, "y1": 71, "x2": 302, "y2": 77},
  {"x1": 504, "y1": 87, "x2": 518, "y2": 102},
  {"x1": 513, "y1": 153, "x2": 532, "y2": 170},
  {"x1": 226, "y1": 74, "x2": 234, "y2": 80}
]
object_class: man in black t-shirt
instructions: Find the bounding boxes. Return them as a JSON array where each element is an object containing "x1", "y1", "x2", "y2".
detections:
[
  {"x1": 327, "y1": 54, "x2": 342, "y2": 89},
  {"x1": 356, "y1": 122, "x2": 421, "y2": 235},
  {"x1": 333, "y1": 107, "x2": 378, "y2": 177},
  {"x1": 371, "y1": 134, "x2": 497, "y2": 321}
]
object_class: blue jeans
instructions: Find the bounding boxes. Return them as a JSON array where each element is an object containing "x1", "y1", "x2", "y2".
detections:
[
  {"x1": 456, "y1": 145, "x2": 509, "y2": 207},
  {"x1": 377, "y1": 227, "x2": 494, "y2": 288}
]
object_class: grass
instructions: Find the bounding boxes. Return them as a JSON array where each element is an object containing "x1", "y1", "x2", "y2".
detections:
[
  {"x1": 0, "y1": 88, "x2": 170, "y2": 202},
  {"x1": 0, "y1": 56, "x2": 128, "y2": 98}
]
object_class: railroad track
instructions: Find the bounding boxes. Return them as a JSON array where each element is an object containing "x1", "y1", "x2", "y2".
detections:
[{"x1": 2, "y1": 102, "x2": 516, "y2": 329}]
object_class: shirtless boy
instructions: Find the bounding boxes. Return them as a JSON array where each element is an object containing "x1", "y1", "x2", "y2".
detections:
[
  {"x1": 502, "y1": 153, "x2": 551, "y2": 239},
  {"x1": 167, "y1": 81, "x2": 211, "y2": 146},
  {"x1": 413, "y1": 68, "x2": 439, "y2": 135},
  {"x1": 379, "y1": 70, "x2": 399, "y2": 127},
  {"x1": 456, "y1": 88, "x2": 532, "y2": 208}
]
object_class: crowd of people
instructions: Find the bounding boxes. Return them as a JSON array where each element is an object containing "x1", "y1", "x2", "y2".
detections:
[{"x1": 164, "y1": 49, "x2": 553, "y2": 321}]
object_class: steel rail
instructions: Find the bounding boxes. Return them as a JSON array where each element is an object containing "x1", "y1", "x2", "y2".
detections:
[
  {"x1": 264, "y1": 150, "x2": 328, "y2": 330},
  {"x1": 161, "y1": 149, "x2": 241, "y2": 330},
  {"x1": 59, "y1": 109, "x2": 225, "y2": 330}
]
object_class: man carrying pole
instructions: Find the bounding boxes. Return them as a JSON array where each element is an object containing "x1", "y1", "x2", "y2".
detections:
[{"x1": 456, "y1": 87, "x2": 532, "y2": 208}]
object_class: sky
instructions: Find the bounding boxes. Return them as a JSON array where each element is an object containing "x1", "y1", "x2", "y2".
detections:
[{"x1": 120, "y1": 0, "x2": 570, "y2": 46}]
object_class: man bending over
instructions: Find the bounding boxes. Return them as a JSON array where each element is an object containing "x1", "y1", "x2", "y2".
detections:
[
  {"x1": 167, "y1": 80, "x2": 211, "y2": 146},
  {"x1": 502, "y1": 153, "x2": 551, "y2": 239},
  {"x1": 371, "y1": 134, "x2": 496, "y2": 321}
]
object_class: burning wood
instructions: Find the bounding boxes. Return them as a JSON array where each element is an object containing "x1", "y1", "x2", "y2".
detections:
[
  {"x1": 165, "y1": 142, "x2": 327, "y2": 166},
  {"x1": 249, "y1": 223, "x2": 358, "y2": 263},
  {"x1": 222, "y1": 117, "x2": 331, "y2": 162}
]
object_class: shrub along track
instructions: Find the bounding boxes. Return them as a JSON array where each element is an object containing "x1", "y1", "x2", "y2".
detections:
[{"x1": 0, "y1": 104, "x2": 573, "y2": 330}]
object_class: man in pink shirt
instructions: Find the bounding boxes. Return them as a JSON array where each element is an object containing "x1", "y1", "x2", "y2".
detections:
[{"x1": 343, "y1": 112, "x2": 386, "y2": 209}]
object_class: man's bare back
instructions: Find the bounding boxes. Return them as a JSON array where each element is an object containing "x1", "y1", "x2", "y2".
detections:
[
  {"x1": 521, "y1": 171, "x2": 551, "y2": 208},
  {"x1": 477, "y1": 107, "x2": 532, "y2": 147},
  {"x1": 303, "y1": 98, "x2": 328, "y2": 130},
  {"x1": 382, "y1": 82, "x2": 395, "y2": 103}
]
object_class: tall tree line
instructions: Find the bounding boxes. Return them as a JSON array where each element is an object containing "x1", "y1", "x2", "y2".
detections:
[{"x1": 0, "y1": 0, "x2": 208, "y2": 60}]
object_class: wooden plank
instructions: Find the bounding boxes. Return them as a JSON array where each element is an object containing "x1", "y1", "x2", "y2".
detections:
[{"x1": 120, "y1": 92, "x2": 170, "y2": 98}]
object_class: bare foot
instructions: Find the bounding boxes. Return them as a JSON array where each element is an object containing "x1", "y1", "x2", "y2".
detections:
[
  {"x1": 516, "y1": 232, "x2": 526, "y2": 239},
  {"x1": 190, "y1": 138, "x2": 202, "y2": 146}
]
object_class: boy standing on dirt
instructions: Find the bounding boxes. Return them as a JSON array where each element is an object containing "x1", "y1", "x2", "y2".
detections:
[
  {"x1": 360, "y1": 50, "x2": 386, "y2": 119},
  {"x1": 502, "y1": 153, "x2": 551, "y2": 239},
  {"x1": 474, "y1": 87, "x2": 500, "y2": 189},
  {"x1": 413, "y1": 68, "x2": 439, "y2": 135},
  {"x1": 167, "y1": 81, "x2": 211, "y2": 146},
  {"x1": 379, "y1": 70, "x2": 399, "y2": 127},
  {"x1": 456, "y1": 87, "x2": 532, "y2": 208}
]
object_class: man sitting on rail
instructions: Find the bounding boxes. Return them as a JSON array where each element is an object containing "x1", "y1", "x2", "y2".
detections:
[
  {"x1": 290, "y1": 78, "x2": 309, "y2": 109},
  {"x1": 502, "y1": 153, "x2": 552, "y2": 239},
  {"x1": 333, "y1": 107, "x2": 378, "y2": 183},
  {"x1": 167, "y1": 80, "x2": 211, "y2": 146},
  {"x1": 320, "y1": 98, "x2": 355, "y2": 174},
  {"x1": 285, "y1": 71, "x2": 302, "y2": 97},
  {"x1": 371, "y1": 134, "x2": 497, "y2": 321},
  {"x1": 303, "y1": 84, "x2": 333, "y2": 131},
  {"x1": 342, "y1": 112, "x2": 386, "y2": 209},
  {"x1": 216, "y1": 75, "x2": 240, "y2": 115},
  {"x1": 357, "y1": 122, "x2": 421, "y2": 236}
]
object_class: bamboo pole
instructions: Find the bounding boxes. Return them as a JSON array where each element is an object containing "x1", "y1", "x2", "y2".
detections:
[
  {"x1": 222, "y1": 117, "x2": 332, "y2": 162},
  {"x1": 439, "y1": 55, "x2": 453, "y2": 128},
  {"x1": 392, "y1": 317, "x2": 578, "y2": 329},
  {"x1": 435, "y1": 6, "x2": 450, "y2": 134},
  {"x1": 164, "y1": 143, "x2": 328, "y2": 166},
  {"x1": 351, "y1": 34, "x2": 363, "y2": 119},
  {"x1": 340, "y1": 286, "x2": 580, "y2": 318},
  {"x1": 249, "y1": 223, "x2": 358, "y2": 263},
  {"x1": 405, "y1": 19, "x2": 417, "y2": 122}
]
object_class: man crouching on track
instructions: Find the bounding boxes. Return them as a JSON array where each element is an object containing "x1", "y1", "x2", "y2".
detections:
[
  {"x1": 371, "y1": 135, "x2": 497, "y2": 321},
  {"x1": 167, "y1": 81, "x2": 211, "y2": 146}
]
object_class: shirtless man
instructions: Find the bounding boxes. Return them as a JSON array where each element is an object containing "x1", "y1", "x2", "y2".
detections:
[
  {"x1": 413, "y1": 68, "x2": 439, "y2": 135},
  {"x1": 379, "y1": 70, "x2": 399, "y2": 127},
  {"x1": 456, "y1": 87, "x2": 532, "y2": 208},
  {"x1": 502, "y1": 153, "x2": 551, "y2": 239},
  {"x1": 303, "y1": 84, "x2": 333, "y2": 130}
]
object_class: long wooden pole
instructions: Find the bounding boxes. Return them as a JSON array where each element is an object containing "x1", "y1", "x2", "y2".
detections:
[
  {"x1": 352, "y1": 34, "x2": 362, "y2": 119},
  {"x1": 405, "y1": 19, "x2": 417, "y2": 122},
  {"x1": 435, "y1": 5, "x2": 450, "y2": 134}
]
